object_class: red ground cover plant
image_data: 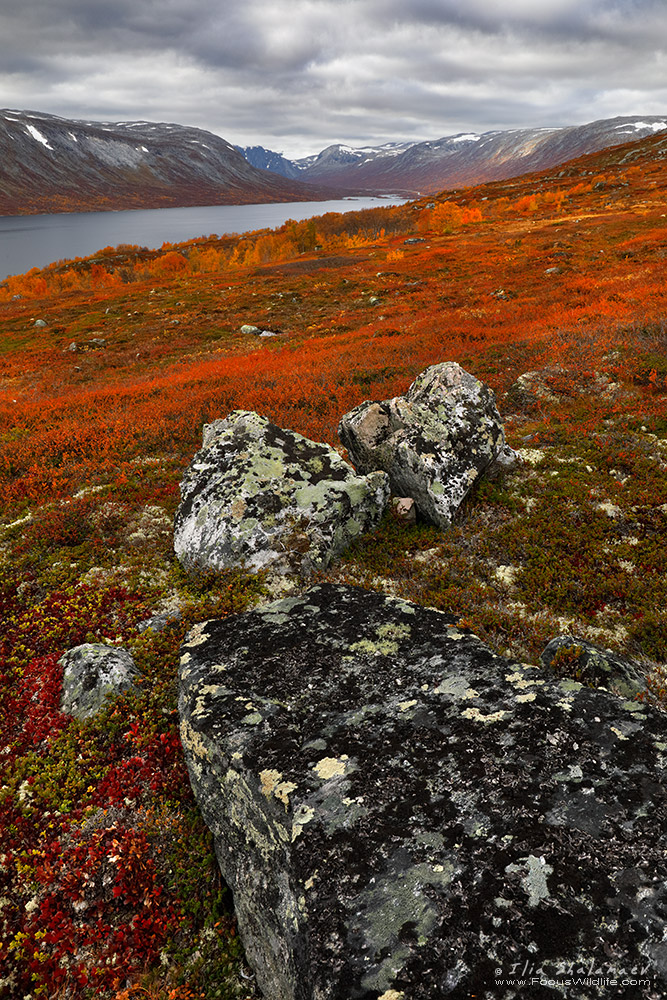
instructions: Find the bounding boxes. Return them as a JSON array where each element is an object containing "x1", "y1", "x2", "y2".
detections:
[{"x1": 1, "y1": 128, "x2": 666, "y2": 997}]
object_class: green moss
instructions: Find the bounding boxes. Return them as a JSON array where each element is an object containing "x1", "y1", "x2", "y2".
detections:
[{"x1": 628, "y1": 613, "x2": 667, "y2": 662}]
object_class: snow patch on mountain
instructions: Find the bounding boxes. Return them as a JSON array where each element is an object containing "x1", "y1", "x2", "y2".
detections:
[
  {"x1": 616, "y1": 120, "x2": 667, "y2": 132},
  {"x1": 25, "y1": 123, "x2": 53, "y2": 150}
]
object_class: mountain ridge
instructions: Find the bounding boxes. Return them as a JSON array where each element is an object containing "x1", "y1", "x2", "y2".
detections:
[
  {"x1": 239, "y1": 115, "x2": 667, "y2": 193},
  {"x1": 0, "y1": 109, "x2": 341, "y2": 215},
  {"x1": 2, "y1": 108, "x2": 666, "y2": 216}
]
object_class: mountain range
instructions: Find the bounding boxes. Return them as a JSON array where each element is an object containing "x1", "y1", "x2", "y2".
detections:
[
  {"x1": 239, "y1": 116, "x2": 667, "y2": 193},
  {"x1": 0, "y1": 110, "x2": 337, "y2": 215},
  {"x1": 1, "y1": 108, "x2": 666, "y2": 215}
]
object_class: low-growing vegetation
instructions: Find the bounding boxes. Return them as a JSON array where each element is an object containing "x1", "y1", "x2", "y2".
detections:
[{"x1": 1, "y1": 129, "x2": 666, "y2": 997}]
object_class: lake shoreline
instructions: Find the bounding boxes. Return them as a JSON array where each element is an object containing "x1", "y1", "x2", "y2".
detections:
[{"x1": 0, "y1": 195, "x2": 409, "y2": 282}]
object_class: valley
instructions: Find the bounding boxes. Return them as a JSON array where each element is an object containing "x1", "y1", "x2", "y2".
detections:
[{"x1": 1, "y1": 127, "x2": 667, "y2": 999}]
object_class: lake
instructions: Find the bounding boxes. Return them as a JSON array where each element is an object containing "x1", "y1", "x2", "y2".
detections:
[{"x1": 0, "y1": 197, "x2": 407, "y2": 282}]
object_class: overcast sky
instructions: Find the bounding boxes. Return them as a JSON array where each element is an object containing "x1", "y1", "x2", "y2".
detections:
[{"x1": 1, "y1": 0, "x2": 666, "y2": 158}]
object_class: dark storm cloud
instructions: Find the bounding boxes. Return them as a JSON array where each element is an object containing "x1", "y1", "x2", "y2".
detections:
[{"x1": 0, "y1": 0, "x2": 665, "y2": 156}]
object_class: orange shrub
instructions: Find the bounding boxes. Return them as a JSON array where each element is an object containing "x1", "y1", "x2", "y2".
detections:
[{"x1": 148, "y1": 252, "x2": 188, "y2": 276}]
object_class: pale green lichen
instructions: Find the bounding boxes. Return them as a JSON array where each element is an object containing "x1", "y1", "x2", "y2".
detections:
[
  {"x1": 313, "y1": 756, "x2": 349, "y2": 780},
  {"x1": 350, "y1": 638, "x2": 401, "y2": 656},
  {"x1": 461, "y1": 706, "x2": 509, "y2": 724},
  {"x1": 292, "y1": 805, "x2": 316, "y2": 842},
  {"x1": 506, "y1": 854, "x2": 553, "y2": 907},
  {"x1": 434, "y1": 675, "x2": 474, "y2": 698},
  {"x1": 377, "y1": 622, "x2": 411, "y2": 641},
  {"x1": 241, "y1": 712, "x2": 263, "y2": 725}
]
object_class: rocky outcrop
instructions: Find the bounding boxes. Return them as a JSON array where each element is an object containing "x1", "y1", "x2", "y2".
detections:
[
  {"x1": 59, "y1": 643, "x2": 139, "y2": 720},
  {"x1": 505, "y1": 366, "x2": 631, "y2": 414},
  {"x1": 174, "y1": 410, "x2": 389, "y2": 579},
  {"x1": 179, "y1": 583, "x2": 667, "y2": 1000},
  {"x1": 541, "y1": 634, "x2": 647, "y2": 700},
  {"x1": 505, "y1": 366, "x2": 566, "y2": 412},
  {"x1": 338, "y1": 362, "x2": 512, "y2": 528}
]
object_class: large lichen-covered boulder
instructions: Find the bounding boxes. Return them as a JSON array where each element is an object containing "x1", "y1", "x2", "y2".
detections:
[
  {"x1": 59, "y1": 643, "x2": 139, "y2": 720},
  {"x1": 338, "y1": 362, "x2": 512, "y2": 529},
  {"x1": 173, "y1": 410, "x2": 389, "y2": 578},
  {"x1": 179, "y1": 584, "x2": 667, "y2": 1000}
]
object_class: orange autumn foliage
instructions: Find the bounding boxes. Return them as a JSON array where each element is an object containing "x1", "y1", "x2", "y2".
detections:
[{"x1": 1, "y1": 126, "x2": 667, "y2": 511}]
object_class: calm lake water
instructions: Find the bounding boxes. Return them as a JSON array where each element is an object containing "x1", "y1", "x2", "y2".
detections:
[{"x1": 0, "y1": 197, "x2": 406, "y2": 281}]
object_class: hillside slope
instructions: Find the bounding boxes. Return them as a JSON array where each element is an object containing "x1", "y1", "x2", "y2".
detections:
[{"x1": 0, "y1": 110, "x2": 338, "y2": 215}]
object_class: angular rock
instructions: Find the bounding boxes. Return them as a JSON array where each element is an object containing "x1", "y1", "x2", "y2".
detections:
[
  {"x1": 541, "y1": 634, "x2": 647, "y2": 700},
  {"x1": 137, "y1": 607, "x2": 182, "y2": 634},
  {"x1": 391, "y1": 495, "x2": 417, "y2": 524},
  {"x1": 174, "y1": 410, "x2": 389, "y2": 579},
  {"x1": 179, "y1": 584, "x2": 667, "y2": 1000},
  {"x1": 338, "y1": 362, "x2": 510, "y2": 529},
  {"x1": 59, "y1": 644, "x2": 139, "y2": 720}
]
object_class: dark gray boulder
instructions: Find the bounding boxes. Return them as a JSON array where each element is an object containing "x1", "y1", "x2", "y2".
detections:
[
  {"x1": 174, "y1": 410, "x2": 389, "y2": 579},
  {"x1": 179, "y1": 584, "x2": 667, "y2": 1000},
  {"x1": 541, "y1": 634, "x2": 647, "y2": 700},
  {"x1": 338, "y1": 362, "x2": 512, "y2": 529},
  {"x1": 59, "y1": 643, "x2": 139, "y2": 720}
]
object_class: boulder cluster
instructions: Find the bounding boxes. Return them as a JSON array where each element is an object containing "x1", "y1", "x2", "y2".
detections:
[
  {"x1": 55, "y1": 362, "x2": 664, "y2": 999},
  {"x1": 173, "y1": 362, "x2": 513, "y2": 578}
]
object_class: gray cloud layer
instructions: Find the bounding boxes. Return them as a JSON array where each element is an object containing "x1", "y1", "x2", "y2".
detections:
[{"x1": 1, "y1": 0, "x2": 666, "y2": 156}]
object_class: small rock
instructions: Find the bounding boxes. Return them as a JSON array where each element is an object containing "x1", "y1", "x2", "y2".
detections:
[
  {"x1": 137, "y1": 609, "x2": 182, "y2": 634},
  {"x1": 240, "y1": 324, "x2": 261, "y2": 335},
  {"x1": 540, "y1": 636, "x2": 647, "y2": 700},
  {"x1": 33, "y1": 319, "x2": 47, "y2": 328},
  {"x1": 504, "y1": 367, "x2": 565, "y2": 412},
  {"x1": 66, "y1": 342, "x2": 79, "y2": 353},
  {"x1": 493, "y1": 442, "x2": 519, "y2": 470},
  {"x1": 391, "y1": 496, "x2": 417, "y2": 524},
  {"x1": 59, "y1": 644, "x2": 140, "y2": 720}
]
